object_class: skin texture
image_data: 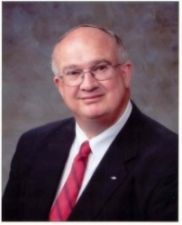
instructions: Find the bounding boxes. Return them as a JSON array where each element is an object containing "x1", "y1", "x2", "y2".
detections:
[{"x1": 52, "y1": 27, "x2": 132, "y2": 138}]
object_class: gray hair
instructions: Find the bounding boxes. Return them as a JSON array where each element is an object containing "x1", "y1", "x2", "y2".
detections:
[{"x1": 51, "y1": 24, "x2": 129, "y2": 75}]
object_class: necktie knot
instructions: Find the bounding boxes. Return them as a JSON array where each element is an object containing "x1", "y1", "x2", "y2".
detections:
[{"x1": 79, "y1": 141, "x2": 91, "y2": 159}]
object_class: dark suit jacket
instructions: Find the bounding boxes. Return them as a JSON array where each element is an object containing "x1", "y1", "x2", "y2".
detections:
[{"x1": 2, "y1": 104, "x2": 178, "y2": 221}]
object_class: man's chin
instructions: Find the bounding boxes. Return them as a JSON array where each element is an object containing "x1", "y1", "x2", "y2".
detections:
[{"x1": 83, "y1": 112, "x2": 107, "y2": 120}]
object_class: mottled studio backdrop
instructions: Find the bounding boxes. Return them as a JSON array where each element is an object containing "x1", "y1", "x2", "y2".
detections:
[{"x1": 2, "y1": 2, "x2": 178, "y2": 191}]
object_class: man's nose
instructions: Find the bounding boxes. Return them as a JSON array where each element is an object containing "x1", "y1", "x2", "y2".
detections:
[{"x1": 80, "y1": 72, "x2": 99, "y2": 91}]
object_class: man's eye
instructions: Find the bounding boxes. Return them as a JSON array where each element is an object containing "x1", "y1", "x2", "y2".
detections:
[
  {"x1": 94, "y1": 64, "x2": 109, "y2": 72},
  {"x1": 66, "y1": 70, "x2": 81, "y2": 76}
]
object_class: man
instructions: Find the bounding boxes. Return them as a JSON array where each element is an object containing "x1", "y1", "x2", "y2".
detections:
[{"x1": 2, "y1": 24, "x2": 178, "y2": 221}]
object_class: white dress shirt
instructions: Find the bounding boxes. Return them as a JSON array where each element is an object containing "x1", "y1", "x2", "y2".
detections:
[{"x1": 55, "y1": 101, "x2": 132, "y2": 201}]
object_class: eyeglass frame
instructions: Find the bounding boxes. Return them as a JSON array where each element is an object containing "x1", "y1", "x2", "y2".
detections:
[{"x1": 57, "y1": 60, "x2": 125, "y2": 86}]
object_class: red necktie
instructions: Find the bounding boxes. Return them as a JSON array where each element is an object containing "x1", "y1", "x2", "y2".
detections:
[{"x1": 49, "y1": 141, "x2": 91, "y2": 221}]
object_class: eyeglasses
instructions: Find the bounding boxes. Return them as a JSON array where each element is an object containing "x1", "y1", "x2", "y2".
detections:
[{"x1": 59, "y1": 61, "x2": 122, "y2": 86}]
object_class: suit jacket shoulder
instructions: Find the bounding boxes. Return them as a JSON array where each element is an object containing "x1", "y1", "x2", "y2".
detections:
[{"x1": 20, "y1": 117, "x2": 75, "y2": 142}]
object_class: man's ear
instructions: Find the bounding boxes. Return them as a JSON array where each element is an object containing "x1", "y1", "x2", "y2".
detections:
[
  {"x1": 53, "y1": 76, "x2": 64, "y2": 97},
  {"x1": 119, "y1": 61, "x2": 133, "y2": 88}
]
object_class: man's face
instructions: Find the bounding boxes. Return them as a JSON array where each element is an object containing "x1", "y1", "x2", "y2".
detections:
[{"x1": 53, "y1": 28, "x2": 132, "y2": 124}]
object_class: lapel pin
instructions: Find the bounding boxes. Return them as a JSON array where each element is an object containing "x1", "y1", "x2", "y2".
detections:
[{"x1": 110, "y1": 176, "x2": 117, "y2": 180}]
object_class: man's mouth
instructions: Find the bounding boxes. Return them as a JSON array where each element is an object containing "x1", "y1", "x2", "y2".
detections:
[{"x1": 80, "y1": 94, "x2": 104, "y2": 103}]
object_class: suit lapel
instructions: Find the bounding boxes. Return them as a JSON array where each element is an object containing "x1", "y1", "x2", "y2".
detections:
[{"x1": 69, "y1": 105, "x2": 142, "y2": 220}]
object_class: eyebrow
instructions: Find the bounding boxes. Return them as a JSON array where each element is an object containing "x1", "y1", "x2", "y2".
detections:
[{"x1": 62, "y1": 59, "x2": 111, "y2": 72}]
